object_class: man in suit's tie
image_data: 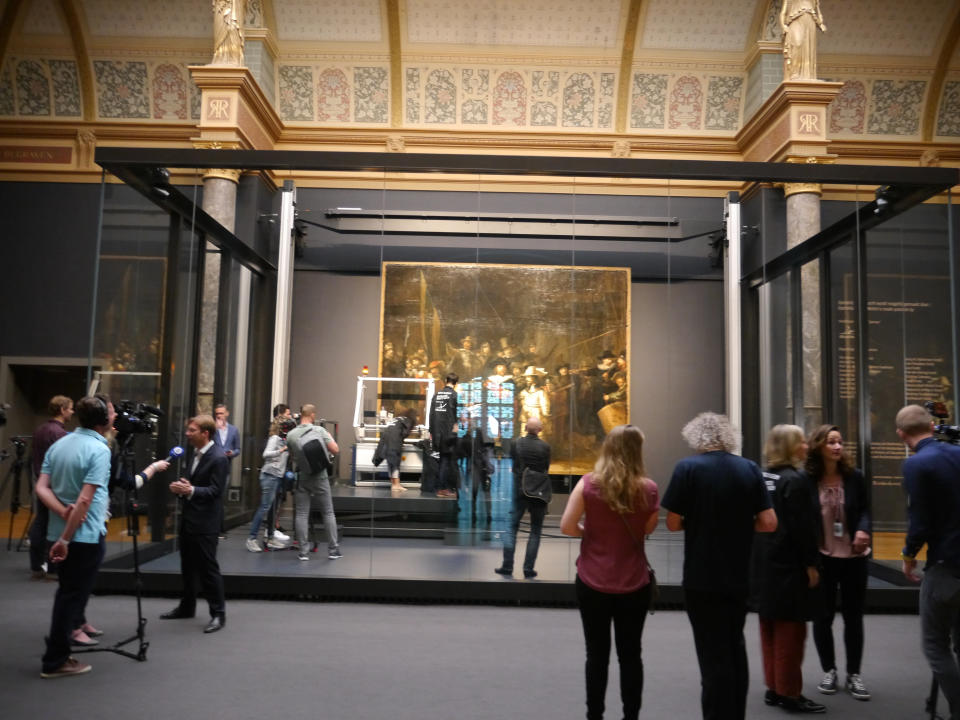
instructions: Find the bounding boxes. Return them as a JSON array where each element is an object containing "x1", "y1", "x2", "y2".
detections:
[{"x1": 161, "y1": 414, "x2": 228, "y2": 633}]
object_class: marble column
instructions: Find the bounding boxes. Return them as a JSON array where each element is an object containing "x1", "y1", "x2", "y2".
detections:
[
  {"x1": 784, "y1": 182, "x2": 823, "y2": 430},
  {"x1": 197, "y1": 169, "x2": 240, "y2": 413}
]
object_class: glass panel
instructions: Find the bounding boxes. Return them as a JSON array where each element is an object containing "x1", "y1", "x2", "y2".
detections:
[
  {"x1": 865, "y1": 200, "x2": 954, "y2": 532},
  {"x1": 827, "y1": 238, "x2": 859, "y2": 450},
  {"x1": 88, "y1": 154, "x2": 954, "y2": 599},
  {"x1": 760, "y1": 270, "x2": 793, "y2": 431}
]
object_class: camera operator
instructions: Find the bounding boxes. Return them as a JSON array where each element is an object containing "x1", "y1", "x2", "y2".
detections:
[
  {"x1": 34, "y1": 394, "x2": 169, "y2": 678},
  {"x1": 28, "y1": 395, "x2": 73, "y2": 579},
  {"x1": 897, "y1": 404, "x2": 960, "y2": 719}
]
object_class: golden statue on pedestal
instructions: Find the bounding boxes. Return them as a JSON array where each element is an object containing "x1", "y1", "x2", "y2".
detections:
[
  {"x1": 780, "y1": 0, "x2": 826, "y2": 81},
  {"x1": 211, "y1": 0, "x2": 245, "y2": 67}
]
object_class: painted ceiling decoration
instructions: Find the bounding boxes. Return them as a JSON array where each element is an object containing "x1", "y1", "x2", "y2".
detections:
[{"x1": 2, "y1": 0, "x2": 960, "y2": 157}]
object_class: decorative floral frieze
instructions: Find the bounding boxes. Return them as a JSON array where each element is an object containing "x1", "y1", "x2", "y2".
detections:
[
  {"x1": 94, "y1": 60, "x2": 149, "y2": 119},
  {"x1": 16, "y1": 60, "x2": 50, "y2": 116},
  {"x1": 49, "y1": 60, "x2": 81, "y2": 117}
]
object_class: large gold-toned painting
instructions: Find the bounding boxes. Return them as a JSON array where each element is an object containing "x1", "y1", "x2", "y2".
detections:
[{"x1": 379, "y1": 262, "x2": 630, "y2": 475}]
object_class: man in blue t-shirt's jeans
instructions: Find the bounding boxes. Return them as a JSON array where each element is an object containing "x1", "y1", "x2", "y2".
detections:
[
  {"x1": 662, "y1": 412, "x2": 777, "y2": 720},
  {"x1": 898, "y1": 404, "x2": 960, "y2": 720}
]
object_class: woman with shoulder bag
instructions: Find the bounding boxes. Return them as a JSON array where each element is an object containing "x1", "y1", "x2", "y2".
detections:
[{"x1": 560, "y1": 424, "x2": 659, "y2": 720}]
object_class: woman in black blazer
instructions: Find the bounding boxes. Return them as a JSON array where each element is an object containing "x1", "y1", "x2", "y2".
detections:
[
  {"x1": 754, "y1": 425, "x2": 824, "y2": 713},
  {"x1": 806, "y1": 424, "x2": 872, "y2": 702}
]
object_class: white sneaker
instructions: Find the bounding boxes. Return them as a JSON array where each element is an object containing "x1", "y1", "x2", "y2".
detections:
[
  {"x1": 245, "y1": 538, "x2": 263, "y2": 553},
  {"x1": 266, "y1": 536, "x2": 289, "y2": 549},
  {"x1": 268, "y1": 529, "x2": 290, "y2": 542}
]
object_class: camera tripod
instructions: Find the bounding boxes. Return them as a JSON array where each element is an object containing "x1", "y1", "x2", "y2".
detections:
[
  {"x1": 0, "y1": 436, "x2": 33, "y2": 551},
  {"x1": 74, "y1": 433, "x2": 149, "y2": 662}
]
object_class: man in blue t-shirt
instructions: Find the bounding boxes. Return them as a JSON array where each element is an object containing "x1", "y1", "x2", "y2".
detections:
[
  {"x1": 662, "y1": 412, "x2": 777, "y2": 720},
  {"x1": 35, "y1": 394, "x2": 169, "y2": 678},
  {"x1": 35, "y1": 394, "x2": 113, "y2": 679}
]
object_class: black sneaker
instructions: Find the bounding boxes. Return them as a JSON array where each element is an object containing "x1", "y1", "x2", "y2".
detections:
[
  {"x1": 817, "y1": 668, "x2": 838, "y2": 695},
  {"x1": 780, "y1": 695, "x2": 827, "y2": 713},
  {"x1": 845, "y1": 673, "x2": 871, "y2": 701},
  {"x1": 328, "y1": 548, "x2": 343, "y2": 560},
  {"x1": 764, "y1": 689, "x2": 782, "y2": 706}
]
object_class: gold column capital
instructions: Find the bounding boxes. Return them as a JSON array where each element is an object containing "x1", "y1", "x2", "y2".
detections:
[
  {"x1": 781, "y1": 181, "x2": 822, "y2": 198},
  {"x1": 203, "y1": 168, "x2": 242, "y2": 183}
]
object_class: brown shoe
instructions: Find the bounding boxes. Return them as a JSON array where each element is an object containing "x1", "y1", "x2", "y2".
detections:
[
  {"x1": 41, "y1": 657, "x2": 92, "y2": 679},
  {"x1": 70, "y1": 629, "x2": 98, "y2": 647},
  {"x1": 436, "y1": 489, "x2": 456, "y2": 498}
]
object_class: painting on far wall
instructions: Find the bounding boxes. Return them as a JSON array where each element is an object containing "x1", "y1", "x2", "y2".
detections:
[{"x1": 379, "y1": 261, "x2": 630, "y2": 475}]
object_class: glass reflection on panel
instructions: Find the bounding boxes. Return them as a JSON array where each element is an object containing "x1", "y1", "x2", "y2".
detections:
[{"x1": 800, "y1": 258, "x2": 823, "y2": 432}]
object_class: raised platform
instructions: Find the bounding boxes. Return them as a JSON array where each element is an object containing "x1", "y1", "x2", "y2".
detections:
[{"x1": 92, "y1": 526, "x2": 920, "y2": 611}]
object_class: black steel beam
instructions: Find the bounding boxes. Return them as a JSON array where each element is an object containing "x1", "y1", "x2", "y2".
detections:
[
  {"x1": 744, "y1": 184, "x2": 947, "y2": 287},
  {"x1": 102, "y1": 163, "x2": 275, "y2": 277},
  {"x1": 97, "y1": 147, "x2": 959, "y2": 187}
]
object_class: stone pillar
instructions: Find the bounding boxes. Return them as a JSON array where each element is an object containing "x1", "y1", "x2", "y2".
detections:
[
  {"x1": 784, "y1": 182, "x2": 823, "y2": 430},
  {"x1": 197, "y1": 169, "x2": 240, "y2": 413}
]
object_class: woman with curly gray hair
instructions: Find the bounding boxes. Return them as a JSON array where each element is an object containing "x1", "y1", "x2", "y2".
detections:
[{"x1": 663, "y1": 412, "x2": 777, "y2": 720}]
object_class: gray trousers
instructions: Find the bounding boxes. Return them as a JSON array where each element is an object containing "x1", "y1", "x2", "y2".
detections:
[
  {"x1": 294, "y1": 475, "x2": 339, "y2": 552},
  {"x1": 921, "y1": 563, "x2": 960, "y2": 720}
]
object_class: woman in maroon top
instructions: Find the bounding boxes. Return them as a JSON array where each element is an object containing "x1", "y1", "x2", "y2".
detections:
[{"x1": 561, "y1": 424, "x2": 659, "y2": 720}]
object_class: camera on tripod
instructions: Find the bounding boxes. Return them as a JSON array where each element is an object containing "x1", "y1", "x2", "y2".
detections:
[
  {"x1": 924, "y1": 401, "x2": 960, "y2": 444},
  {"x1": 113, "y1": 400, "x2": 162, "y2": 438}
]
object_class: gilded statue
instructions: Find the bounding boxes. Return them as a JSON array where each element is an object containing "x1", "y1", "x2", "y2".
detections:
[
  {"x1": 780, "y1": 0, "x2": 826, "y2": 81},
  {"x1": 211, "y1": 0, "x2": 245, "y2": 67}
]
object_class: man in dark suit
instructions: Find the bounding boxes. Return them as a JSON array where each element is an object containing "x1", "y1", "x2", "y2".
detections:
[
  {"x1": 161, "y1": 414, "x2": 228, "y2": 633},
  {"x1": 213, "y1": 403, "x2": 241, "y2": 459},
  {"x1": 213, "y1": 404, "x2": 240, "y2": 536}
]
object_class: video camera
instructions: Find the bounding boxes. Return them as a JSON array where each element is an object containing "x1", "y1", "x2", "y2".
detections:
[
  {"x1": 924, "y1": 401, "x2": 960, "y2": 444},
  {"x1": 278, "y1": 417, "x2": 297, "y2": 439},
  {"x1": 113, "y1": 400, "x2": 162, "y2": 438}
]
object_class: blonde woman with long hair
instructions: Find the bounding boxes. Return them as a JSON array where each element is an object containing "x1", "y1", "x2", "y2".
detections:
[
  {"x1": 753, "y1": 425, "x2": 824, "y2": 713},
  {"x1": 561, "y1": 424, "x2": 659, "y2": 720}
]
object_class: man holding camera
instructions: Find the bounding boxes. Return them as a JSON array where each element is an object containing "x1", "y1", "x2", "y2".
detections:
[
  {"x1": 286, "y1": 405, "x2": 340, "y2": 561},
  {"x1": 898, "y1": 404, "x2": 960, "y2": 720},
  {"x1": 162, "y1": 414, "x2": 229, "y2": 633}
]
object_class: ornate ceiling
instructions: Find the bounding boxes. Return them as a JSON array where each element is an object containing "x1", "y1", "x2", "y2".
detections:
[{"x1": 1, "y1": 0, "x2": 960, "y2": 175}]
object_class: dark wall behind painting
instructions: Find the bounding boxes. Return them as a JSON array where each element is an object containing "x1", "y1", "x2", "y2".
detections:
[
  {"x1": 0, "y1": 182, "x2": 102, "y2": 359},
  {"x1": 286, "y1": 269, "x2": 725, "y2": 491}
]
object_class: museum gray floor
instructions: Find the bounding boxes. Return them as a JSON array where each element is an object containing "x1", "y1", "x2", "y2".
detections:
[{"x1": 2, "y1": 542, "x2": 939, "y2": 720}]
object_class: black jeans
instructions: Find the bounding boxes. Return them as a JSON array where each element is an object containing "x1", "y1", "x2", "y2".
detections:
[
  {"x1": 576, "y1": 575, "x2": 652, "y2": 720},
  {"x1": 813, "y1": 554, "x2": 867, "y2": 674},
  {"x1": 684, "y1": 588, "x2": 750, "y2": 720},
  {"x1": 502, "y1": 495, "x2": 546, "y2": 574},
  {"x1": 437, "y1": 452, "x2": 456, "y2": 492},
  {"x1": 42, "y1": 537, "x2": 105, "y2": 673}
]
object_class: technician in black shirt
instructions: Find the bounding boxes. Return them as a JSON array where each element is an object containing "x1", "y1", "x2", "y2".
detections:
[{"x1": 429, "y1": 373, "x2": 459, "y2": 498}]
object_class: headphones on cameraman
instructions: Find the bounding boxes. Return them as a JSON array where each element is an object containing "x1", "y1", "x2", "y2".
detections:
[{"x1": 90, "y1": 394, "x2": 110, "y2": 428}]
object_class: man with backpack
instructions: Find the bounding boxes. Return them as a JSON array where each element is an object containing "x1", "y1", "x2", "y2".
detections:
[{"x1": 286, "y1": 404, "x2": 341, "y2": 561}]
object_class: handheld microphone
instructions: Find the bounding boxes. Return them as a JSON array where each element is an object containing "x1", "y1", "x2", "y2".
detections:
[{"x1": 164, "y1": 446, "x2": 185, "y2": 464}]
